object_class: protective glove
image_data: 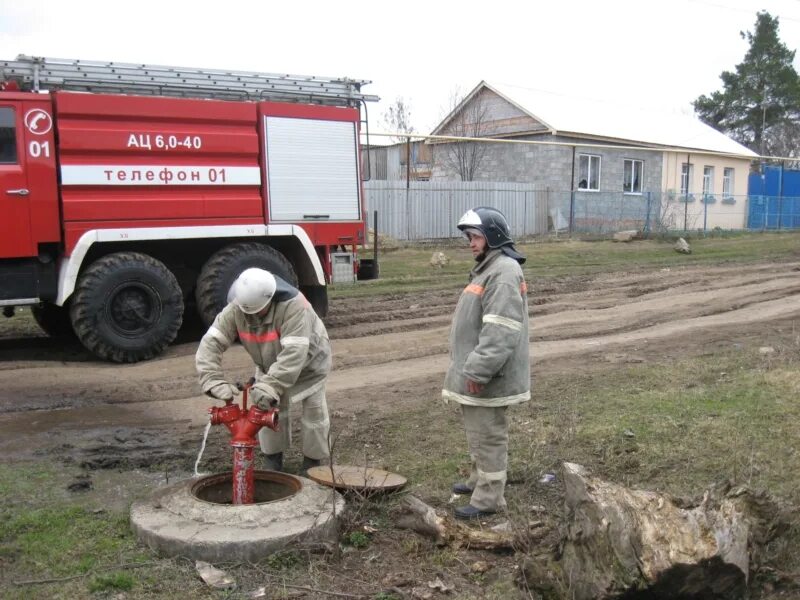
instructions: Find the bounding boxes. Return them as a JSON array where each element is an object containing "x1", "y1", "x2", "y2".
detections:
[
  {"x1": 250, "y1": 383, "x2": 280, "y2": 410},
  {"x1": 206, "y1": 382, "x2": 240, "y2": 402}
]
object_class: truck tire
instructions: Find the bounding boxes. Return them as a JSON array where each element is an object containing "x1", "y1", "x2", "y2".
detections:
[
  {"x1": 31, "y1": 304, "x2": 75, "y2": 338},
  {"x1": 195, "y1": 243, "x2": 297, "y2": 328},
  {"x1": 69, "y1": 252, "x2": 183, "y2": 363}
]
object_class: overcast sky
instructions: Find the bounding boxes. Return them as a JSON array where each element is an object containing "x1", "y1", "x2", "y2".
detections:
[{"x1": 2, "y1": 0, "x2": 799, "y2": 135}]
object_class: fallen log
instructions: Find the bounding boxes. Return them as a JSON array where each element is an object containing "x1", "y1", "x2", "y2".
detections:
[
  {"x1": 559, "y1": 462, "x2": 789, "y2": 600},
  {"x1": 392, "y1": 495, "x2": 515, "y2": 551}
]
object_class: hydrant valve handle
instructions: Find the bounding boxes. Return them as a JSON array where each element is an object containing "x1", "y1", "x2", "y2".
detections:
[{"x1": 236, "y1": 377, "x2": 257, "y2": 392}]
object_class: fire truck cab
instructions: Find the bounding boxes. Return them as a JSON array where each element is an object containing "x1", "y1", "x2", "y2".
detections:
[{"x1": 0, "y1": 56, "x2": 378, "y2": 362}]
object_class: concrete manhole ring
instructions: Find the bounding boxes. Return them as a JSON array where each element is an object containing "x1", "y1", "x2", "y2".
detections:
[{"x1": 131, "y1": 470, "x2": 344, "y2": 562}]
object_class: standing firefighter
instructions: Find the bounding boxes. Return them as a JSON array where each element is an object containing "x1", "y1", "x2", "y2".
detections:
[
  {"x1": 443, "y1": 207, "x2": 530, "y2": 519},
  {"x1": 196, "y1": 268, "x2": 331, "y2": 472}
]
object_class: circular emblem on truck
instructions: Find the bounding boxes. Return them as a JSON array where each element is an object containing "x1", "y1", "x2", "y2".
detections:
[{"x1": 24, "y1": 109, "x2": 53, "y2": 135}]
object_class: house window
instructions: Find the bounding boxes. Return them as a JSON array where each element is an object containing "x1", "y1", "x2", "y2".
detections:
[
  {"x1": 703, "y1": 166, "x2": 714, "y2": 196},
  {"x1": 0, "y1": 107, "x2": 17, "y2": 164},
  {"x1": 680, "y1": 163, "x2": 693, "y2": 195},
  {"x1": 578, "y1": 154, "x2": 600, "y2": 191},
  {"x1": 723, "y1": 167, "x2": 734, "y2": 197},
  {"x1": 623, "y1": 159, "x2": 643, "y2": 194}
]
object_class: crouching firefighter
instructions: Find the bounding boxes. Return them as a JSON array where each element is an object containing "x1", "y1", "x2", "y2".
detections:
[
  {"x1": 196, "y1": 268, "x2": 332, "y2": 472},
  {"x1": 443, "y1": 207, "x2": 530, "y2": 520}
]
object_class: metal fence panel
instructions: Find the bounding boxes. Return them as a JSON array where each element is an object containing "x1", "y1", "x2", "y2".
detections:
[
  {"x1": 363, "y1": 182, "x2": 780, "y2": 240},
  {"x1": 364, "y1": 181, "x2": 549, "y2": 240},
  {"x1": 747, "y1": 195, "x2": 800, "y2": 229}
]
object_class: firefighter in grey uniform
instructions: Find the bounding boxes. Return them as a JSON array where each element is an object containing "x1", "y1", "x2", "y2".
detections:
[
  {"x1": 196, "y1": 268, "x2": 331, "y2": 472},
  {"x1": 443, "y1": 207, "x2": 530, "y2": 519}
]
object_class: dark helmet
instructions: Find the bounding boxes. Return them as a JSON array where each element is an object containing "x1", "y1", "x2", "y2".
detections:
[{"x1": 457, "y1": 207, "x2": 526, "y2": 263}]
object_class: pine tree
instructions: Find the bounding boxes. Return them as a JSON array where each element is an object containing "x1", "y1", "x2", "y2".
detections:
[{"x1": 693, "y1": 11, "x2": 800, "y2": 159}]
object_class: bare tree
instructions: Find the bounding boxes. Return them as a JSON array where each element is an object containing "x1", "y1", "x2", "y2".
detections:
[
  {"x1": 763, "y1": 120, "x2": 800, "y2": 167},
  {"x1": 381, "y1": 96, "x2": 415, "y2": 143},
  {"x1": 438, "y1": 89, "x2": 490, "y2": 181}
]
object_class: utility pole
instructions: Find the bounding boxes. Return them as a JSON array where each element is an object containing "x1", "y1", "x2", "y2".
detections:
[
  {"x1": 684, "y1": 153, "x2": 690, "y2": 231},
  {"x1": 405, "y1": 137, "x2": 411, "y2": 240}
]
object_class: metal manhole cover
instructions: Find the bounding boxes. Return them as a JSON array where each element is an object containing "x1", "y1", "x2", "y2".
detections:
[{"x1": 306, "y1": 465, "x2": 407, "y2": 492}]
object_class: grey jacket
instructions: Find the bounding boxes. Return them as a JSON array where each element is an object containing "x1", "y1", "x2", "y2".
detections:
[
  {"x1": 196, "y1": 281, "x2": 331, "y2": 404},
  {"x1": 442, "y1": 249, "x2": 531, "y2": 407}
]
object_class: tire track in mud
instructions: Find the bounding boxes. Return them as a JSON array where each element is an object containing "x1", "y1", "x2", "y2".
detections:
[
  {"x1": 3, "y1": 290, "x2": 798, "y2": 446},
  {"x1": 325, "y1": 271, "x2": 800, "y2": 348},
  {"x1": 328, "y1": 263, "x2": 800, "y2": 335},
  {"x1": 327, "y1": 291, "x2": 800, "y2": 399},
  {"x1": 0, "y1": 262, "x2": 799, "y2": 441}
]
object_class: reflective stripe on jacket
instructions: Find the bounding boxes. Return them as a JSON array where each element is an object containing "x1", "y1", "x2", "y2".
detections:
[
  {"x1": 442, "y1": 249, "x2": 531, "y2": 407},
  {"x1": 196, "y1": 280, "x2": 331, "y2": 403}
]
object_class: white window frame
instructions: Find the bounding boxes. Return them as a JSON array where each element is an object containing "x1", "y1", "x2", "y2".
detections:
[
  {"x1": 702, "y1": 166, "x2": 714, "y2": 196},
  {"x1": 578, "y1": 154, "x2": 601, "y2": 191},
  {"x1": 680, "y1": 163, "x2": 693, "y2": 195},
  {"x1": 723, "y1": 167, "x2": 734, "y2": 198},
  {"x1": 623, "y1": 159, "x2": 643, "y2": 195}
]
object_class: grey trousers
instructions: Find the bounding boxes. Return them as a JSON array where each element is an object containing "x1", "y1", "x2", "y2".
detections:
[
  {"x1": 258, "y1": 387, "x2": 330, "y2": 460},
  {"x1": 461, "y1": 405, "x2": 508, "y2": 511}
]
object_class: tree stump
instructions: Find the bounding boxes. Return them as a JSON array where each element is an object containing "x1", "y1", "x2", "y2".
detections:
[{"x1": 560, "y1": 463, "x2": 786, "y2": 600}]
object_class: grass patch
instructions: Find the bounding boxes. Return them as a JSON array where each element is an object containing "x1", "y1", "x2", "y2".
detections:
[
  {"x1": 543, "y1": 351, "x2": 800, "y2": 498},
  {"x1": 0, "y1": 464, "x2": 165, "y2": 599},
  {"x1": 330, "y1": 231, "x2": 800, "y2": 299},
  {"x1": 88, "y1": 571, "x2": 135, "y2": 593},
  {"x1": 2, "y1": 506, "x2": 135, "y2": 578},
  {"x1": 0, "y1": 464, "x2": 61, "y2": 504}
]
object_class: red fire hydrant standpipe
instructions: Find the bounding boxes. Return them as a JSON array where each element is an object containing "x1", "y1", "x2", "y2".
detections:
[{"x1": 208, "y1": 378, "x2": 279, "y2": 505}]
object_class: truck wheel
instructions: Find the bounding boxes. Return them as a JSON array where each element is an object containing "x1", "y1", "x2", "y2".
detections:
[
  {"x1": 31, "y1": 304, "x2": 75, "y2": 338},
  {"x1": 69, "y1": 252, "x2": 183, "y2": 363},
  {"x1": 195, "y1": 243, "x2": 297, "y2": 328}
]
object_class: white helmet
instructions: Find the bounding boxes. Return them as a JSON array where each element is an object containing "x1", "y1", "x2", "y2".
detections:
[{"x1": 228, "y1": 268, "x2": 277, "y2": 314}]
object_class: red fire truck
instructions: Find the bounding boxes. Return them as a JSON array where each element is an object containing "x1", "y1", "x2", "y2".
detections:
[{"x1": 0, "y1": 56, "x2": 378, "y2": 362}]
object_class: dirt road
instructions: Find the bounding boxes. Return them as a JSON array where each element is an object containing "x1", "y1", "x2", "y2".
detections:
[{"x1": 1, "y1": 260, "x2": 799, "y2": 466}]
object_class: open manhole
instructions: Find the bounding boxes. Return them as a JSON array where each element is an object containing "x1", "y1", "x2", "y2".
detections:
[
  {"x1": 132, "y1": 471, "x2": 344, "y2": 562},
  {"x1": 191, "y1": 471, "x2": 302, "y2": 504}
]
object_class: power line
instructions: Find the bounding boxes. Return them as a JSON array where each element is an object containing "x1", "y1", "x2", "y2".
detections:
[{"x1": 366, "y1": 131, "x2": 796, "y2": 162}]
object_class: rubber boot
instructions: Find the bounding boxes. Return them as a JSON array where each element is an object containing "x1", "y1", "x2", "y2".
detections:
[
  {"x1": 454, "y1": 504, "x2": 496, "y2": 520},
  {"x1": 301, "y1": 456, "x2": 321, "y2": 471},
  {"x1": 264, "y1": 452, "x2": 284, "y2": 472},
  {"x1": 452, "y1": 482, "x2": 473, "y2": 495}
]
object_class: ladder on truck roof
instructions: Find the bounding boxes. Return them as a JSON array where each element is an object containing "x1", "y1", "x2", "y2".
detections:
[{"x1": 1, "y1": 55, "x2": 379, "y2": 106}]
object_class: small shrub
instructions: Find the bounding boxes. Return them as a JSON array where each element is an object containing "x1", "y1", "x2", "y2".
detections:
[{"x1": 345, "y1": 531, "x2": 370, "y2": 548}]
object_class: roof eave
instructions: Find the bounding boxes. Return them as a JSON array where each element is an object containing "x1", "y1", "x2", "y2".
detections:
[{"x1": 556, "y1": 129, "x2": 757, "y2": 159}]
